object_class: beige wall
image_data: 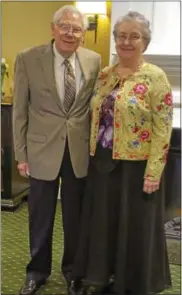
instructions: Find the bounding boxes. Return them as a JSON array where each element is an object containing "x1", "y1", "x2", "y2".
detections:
[
  {"x1": 2, "y1": 1, "x2": 111, "y2": 95},
  {"x1": 2, "y1": 1, "x2": 72, "y2": 78}
]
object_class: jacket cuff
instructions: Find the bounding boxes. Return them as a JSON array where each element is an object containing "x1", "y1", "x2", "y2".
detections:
[
  {"x1": 144, "y1": 165, "x2": 164, "y2": 182},
  {"x1": 15, "y1": 151, "x2": 28, "y2": 163}
]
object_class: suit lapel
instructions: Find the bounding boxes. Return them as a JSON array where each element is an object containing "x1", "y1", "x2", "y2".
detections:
[
  {"x1": 38, "y1": 45, "x2": 95, "y2": 114},
  {"x1": 39, "y1": 42, "x2": 64, "y2": 112},
  {"x1": 75, "y1": 47, "x2": 91, "y2": 98}
]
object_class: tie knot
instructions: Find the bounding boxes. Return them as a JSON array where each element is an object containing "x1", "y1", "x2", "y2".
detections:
[
  {"x1": 64, "y1": 59, "x2": 71, "y2": 67},
  {"x1": 64, "y1": 59, "x2": 74, "y2": 77}
]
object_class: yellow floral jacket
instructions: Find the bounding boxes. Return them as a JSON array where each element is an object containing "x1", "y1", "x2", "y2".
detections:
[{"x1": 90, "y1": 62, "x2": 173, "y2": 182}]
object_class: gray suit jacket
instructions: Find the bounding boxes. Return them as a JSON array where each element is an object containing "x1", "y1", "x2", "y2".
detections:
[{"x1": 13, "y1": 42, "x2": 101, "y2": 180}]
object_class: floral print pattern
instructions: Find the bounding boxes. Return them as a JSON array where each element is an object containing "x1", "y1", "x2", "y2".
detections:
[
  {"x1": 164, "y1": 93, "x2": 173, "y2": 106},
  {"x1": 133, "y1": 83, "x2": 148, "y2": 94},
  {"x1": 140, "y1": 130, "x2": 150, "y2": 141},
  {"x1": 90, "y1": 63, "x2": 173, "y2": 181}
]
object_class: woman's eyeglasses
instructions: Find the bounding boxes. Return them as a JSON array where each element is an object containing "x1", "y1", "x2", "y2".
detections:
[{"x1": 116, "y1": 33, "x2": 142, "y2": 43}]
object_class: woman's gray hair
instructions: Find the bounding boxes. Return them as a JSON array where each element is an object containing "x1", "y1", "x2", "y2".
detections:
[
  {"x1": 113, "y1": 11, "x2": 151, "y2": 46},
  {"x1": 52, "y1": 5, "x2": 88, "y2": 30}
]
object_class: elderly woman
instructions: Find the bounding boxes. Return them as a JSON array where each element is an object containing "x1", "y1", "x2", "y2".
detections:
[{"x1": 71, "y1": 11, "x2": 173, "y2": 295}]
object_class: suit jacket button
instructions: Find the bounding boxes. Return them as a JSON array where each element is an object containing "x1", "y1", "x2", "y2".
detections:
[{"x1": 61, "y1": 136, "x2": 65, "y2": 140}]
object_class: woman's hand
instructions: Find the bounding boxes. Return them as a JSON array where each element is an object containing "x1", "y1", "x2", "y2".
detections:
[{"x1": 143, "y1": 179, "x2": 160, "y2": 194}]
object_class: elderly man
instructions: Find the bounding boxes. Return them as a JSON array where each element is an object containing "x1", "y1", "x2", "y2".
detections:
[{"x1": 13, "y1": 5, "x2": 101, "y2": 295}]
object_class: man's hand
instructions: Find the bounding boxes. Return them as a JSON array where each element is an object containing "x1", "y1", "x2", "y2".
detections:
[
  {"x1": 143, "y1": 179, "x2": 160, "y2": 194},
  {"x1": 17, "y1": 162, "x2": 29, "y2": 178}
]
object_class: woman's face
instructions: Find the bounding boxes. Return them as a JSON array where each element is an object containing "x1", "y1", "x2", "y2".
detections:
[{"x1": 115, "y1": 20, "x2": 147, "y2": 60}]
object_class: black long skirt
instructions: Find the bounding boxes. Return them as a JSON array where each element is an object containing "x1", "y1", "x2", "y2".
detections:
[{"x1": 72, "y1": 145, "x2": 172, "y2": 295}]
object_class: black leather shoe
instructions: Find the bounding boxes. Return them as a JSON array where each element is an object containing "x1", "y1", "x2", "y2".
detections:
[
  {"x1": 68, "y1": 281, "x2": 76, "y2": 295},
  {"x1": 68, "y1": 280, "x2": 88, "y2": 295},
  {"x1": 76, "y1": 284, "x2": 88, "y2": 295},
  {"x1": 19, "y1": 278, "x2": 46, "y2": 295}
]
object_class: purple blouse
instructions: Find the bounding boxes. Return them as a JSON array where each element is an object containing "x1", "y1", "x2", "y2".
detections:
[{"x1": 97, "y1": 87, "x2": 119, "y2": 149}]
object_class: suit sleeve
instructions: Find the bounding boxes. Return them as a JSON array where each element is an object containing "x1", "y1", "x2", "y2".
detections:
[
  {"x1": 13, "y1": 53, "x2": 29, "y2": 162},
  {"x1": 88, "y1": 55, "x2": 102, "y2": 102},
  {"x1": 93, "y1": 55, "x2": 102, "y2": 88},
  {"x1": 98, "y1": 55, "x2": 102, "y2": 72},
  {"x1": 144, "y1": 71, "x2": 173, "y2": 182}
]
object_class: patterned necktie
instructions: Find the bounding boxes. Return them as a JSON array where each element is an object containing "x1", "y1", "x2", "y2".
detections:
[{"x1": 64, "y1": 59, "x2": 76, "y2": 112}]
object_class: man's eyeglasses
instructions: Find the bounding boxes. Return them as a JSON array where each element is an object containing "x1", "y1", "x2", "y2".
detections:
[
  {"x1": 116, "y1": 33, "x2": 142, "y2": 43},
  {"x1": 57, "y1": 23, "x2": 83, "y2": 37}
]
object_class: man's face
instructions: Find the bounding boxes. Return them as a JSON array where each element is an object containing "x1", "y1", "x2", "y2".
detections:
[{"x1": 52, "y1": 11, "x2": 85, "y2": 57}]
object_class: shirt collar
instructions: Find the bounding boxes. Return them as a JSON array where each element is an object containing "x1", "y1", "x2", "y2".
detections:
[{"x1": 53, "y1": 42, "x2": 76, "y2": 67}]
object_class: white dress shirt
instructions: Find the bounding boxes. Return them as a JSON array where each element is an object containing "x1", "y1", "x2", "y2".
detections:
[{"x1": 53, "y1": 42, "x2": 84, "y2": 104}]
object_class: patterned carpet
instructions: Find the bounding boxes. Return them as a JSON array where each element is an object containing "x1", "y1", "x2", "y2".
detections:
[{"x1": 1, "y1": 201, "x2": 181, "y2": 295}]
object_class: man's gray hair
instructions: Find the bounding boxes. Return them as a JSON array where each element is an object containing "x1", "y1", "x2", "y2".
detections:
[
  {"x1": 113, "y1": 11, "x2": 152, "y2": 46},
  {"x1": 52, "y1": 5, "x2": 88, "y2": 30}
]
